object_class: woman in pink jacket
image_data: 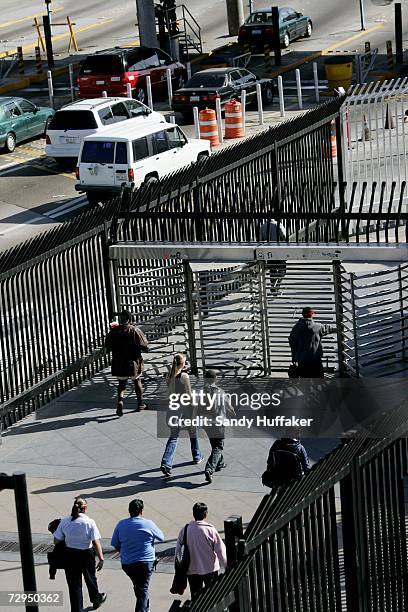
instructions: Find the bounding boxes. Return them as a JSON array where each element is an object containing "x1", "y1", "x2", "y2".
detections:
[{"x1": 175, "y1": 502, "x2": 227, "y2": 600}]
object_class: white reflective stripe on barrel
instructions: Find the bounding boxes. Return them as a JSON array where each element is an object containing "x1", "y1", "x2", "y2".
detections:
[
  {"x1": 199, "y1": 120, "x2": 218, "y2": 126},
  {"x1": 201, "y1": 130, "x2": 219, "y2": 137}
]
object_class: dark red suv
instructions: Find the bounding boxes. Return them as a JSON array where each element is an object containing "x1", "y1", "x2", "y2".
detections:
[{"x1": 77, "y1": 47, "x2": 186, "y2": 104}]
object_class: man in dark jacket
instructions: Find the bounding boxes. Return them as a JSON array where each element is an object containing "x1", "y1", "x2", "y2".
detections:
[
  {"x1": 289, "y1": 307, "x2": 336, "y2": 378},
  {"x1": 105, "y1": 310, "x2": 148, "y2": 416}
]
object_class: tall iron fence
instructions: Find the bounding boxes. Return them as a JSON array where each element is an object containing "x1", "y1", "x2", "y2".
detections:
[
  {"x1": 170, "y1": 402, "x2": 408, "y2": 612},
  {"x1": 0, "y1": 223, "x2": 112, "y2": 430},
  {"x1": 342, "y1": 79, "x2": 408, "y2": 202},
  {"x1": 116, "y1": 181, "x2": 408, "y2": 245}
]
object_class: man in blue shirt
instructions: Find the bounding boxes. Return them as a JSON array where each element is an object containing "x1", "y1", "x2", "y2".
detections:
[{"x1": 111, "y1": 499, "x2": 164, "y2": 612}]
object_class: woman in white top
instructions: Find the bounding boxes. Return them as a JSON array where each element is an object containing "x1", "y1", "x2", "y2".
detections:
[{"x1": 53, "y1": 497, "x2": 106, "y2": 612}]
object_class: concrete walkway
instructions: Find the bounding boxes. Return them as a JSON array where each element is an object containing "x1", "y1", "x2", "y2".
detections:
[{"x1": 0, "y1": 370, "x2": 338, "y2": 611}]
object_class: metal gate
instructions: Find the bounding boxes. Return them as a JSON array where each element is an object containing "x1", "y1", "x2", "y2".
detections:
[
  {"x1": 341, "y1": 263, "x2": 408, "y2": 376},
  {"x1": 113, "y1": 257, "x2": 189, "y2": 377},
  {"x1": 342, "y1": 79, "x2": 408, "y2": 201}
]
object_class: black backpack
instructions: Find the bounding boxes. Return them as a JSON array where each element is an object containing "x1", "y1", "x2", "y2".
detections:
[{"x1": 262, "y1": 448, "x2": 304, "y2": 488}]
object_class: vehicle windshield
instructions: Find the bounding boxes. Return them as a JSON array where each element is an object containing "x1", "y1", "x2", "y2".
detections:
[
  {"x1": 81, "y1": 141, "x2": 115, "y2": 163},
  {"x1": 48, "y1": 110, "x2": 98, "y2": 130},
  {"x1": 186, "y1": 73, "x2": 227, "y2": 88},
  {"x1": 246, "y1": 11, "x2": 272, "y2": 24},
  {"x1": 79, "y1": 55, "x2": 123, "y2": 75}
]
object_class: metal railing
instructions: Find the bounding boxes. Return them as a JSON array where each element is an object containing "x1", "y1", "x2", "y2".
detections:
[{"x1": 170, "y1": 402, "x2": 408, "y2": 611}]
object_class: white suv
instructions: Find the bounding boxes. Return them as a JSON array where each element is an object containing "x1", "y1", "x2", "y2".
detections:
[
  {"x1": 45, "y1": 97, "x2": 164, "y2": 164},
  {"x1": 75, "y1": 121, "x2": 211, "y2": 205}
]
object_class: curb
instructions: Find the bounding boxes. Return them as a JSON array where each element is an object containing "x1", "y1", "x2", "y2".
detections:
[{"x1": 0, "y1": 63, "x2": 81, "y2": 94}]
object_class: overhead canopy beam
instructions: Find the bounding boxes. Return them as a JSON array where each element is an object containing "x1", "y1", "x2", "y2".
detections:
[{"x1": 109, "y1": 242, "x2": 408, "y2": 263}]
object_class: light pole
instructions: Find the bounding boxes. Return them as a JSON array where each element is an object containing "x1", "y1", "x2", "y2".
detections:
[
  {"x1": 248, "y1": 0, "x2": 254, "y2": 14},
  {"x1": 45, "y1": 0, "x2": 52, "y2": 35},
  {"x1": 359, "y1": 0, "x2": 366, "y2": 30}
]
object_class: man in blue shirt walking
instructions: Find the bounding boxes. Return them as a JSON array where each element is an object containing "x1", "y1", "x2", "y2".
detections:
[{"x1": 111, "y1": 499, "x2": 164, "y2": 612}]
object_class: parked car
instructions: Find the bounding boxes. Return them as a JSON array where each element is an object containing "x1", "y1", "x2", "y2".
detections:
[
  {"x1": 0, "y1": 97, "x2": 54, "y2": 153},
  {"x1": 172, "y1": 67, "x2": 275, "y2": 116},
  {"x1": 77, "y1": 46, "x2": 186, "y2": 103},
  {"x1": 45, "y1": 97, "x2": 164, "y2": 165},
  {"x1": 75, "y1": 121, "x2": 211, "y2": 205},
  {"x1": 238, "y1": 6, "x2": 312, "y2": 49}
]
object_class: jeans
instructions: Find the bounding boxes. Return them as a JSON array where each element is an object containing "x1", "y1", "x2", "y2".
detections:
[
  {"x1": 122, "y1": 560, "x2": 154, "y2": 612},
  {"x1": 188, "y1": 571, "x2": 218, "y2": 601},
  {"x1": 161, "y1": 427, "x2": 202, "y2": 468},
  {"x1": 205, "y1": 436, "x2": 224, "y2": 475},
  {"x1": 64, "y1": 548, "x2": 102, "y2": 612}
]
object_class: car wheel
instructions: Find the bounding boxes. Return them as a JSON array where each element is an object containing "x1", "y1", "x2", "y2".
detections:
[
  {"x1": 134, "y1": 87, "x2": 146, "y2": 104},
  {"x1": 5, "y1": 132, "x2": 16, "y2": 153},
  {"x1": 305, "y1": 21, "x2": 312, "y2": 38},
  {"x1": 143, "y1": 174, "x2": 159, "y2": 187},
  {"x1": 263, "y1": 85, "x2": 274, "y2": 106},
  {"x1": 44, "y1": 116, "x2": 53, "y2": 137},
  {"x1": 282, "y1": 32, "x2": 290, "y2": 48}
]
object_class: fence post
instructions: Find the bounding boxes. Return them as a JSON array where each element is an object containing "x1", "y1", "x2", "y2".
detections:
[
  {"x1": 398, "y1": 264, "x2": 406, "y2": 361},
  {"x1": 17, "y1": 46, "x2": 24, "y2": 74},
  {"x1": 146, "y1": 75, "x2": 153, "y2": 110},
  {"x1": 295, "y1": 69, "x2": 303, "y2": 109},
  {"x1": 68, "y1": 63, "x2": 75, "y2": 102},
  {"x1": 183, "y1": 261, "x2": 198, "y2": 376},
  {"x1": 224, "y1": 515, "x2": 243, "y2": 568},
  {"x1": 166, "y1": 68, "x2": 173, "y2": 109},
  {"x1": 13, "y1": 472, "x2": 39, "y2": 612},
  {"x1": 313, "y1": 62, "x2": 320, "y2": 102},
  {"x1": 340, "y1": 458, "x2": 369, "y2": 611},
  {"x1": 349, "y1": 273, "x2": 360, "y2": 377},
  {"x1": 333, "y1": 260, "x2": 346, "y2": 375},
  {"x1": 47, "y1": 70, "x2": 54, "y2": 108},
  {"x1": 278, "y1": 75, "x2": 285, "y2": 117},
  {"x1": 258, "y1": 261, "x2": 271, "y2": 375},
  {"x1": 193, "y1": 106, "x2": 200, "y2": 139},
  {"x1": 256, "y1": 82, "x2": 264, "y2": 125},
  {"x1": 101, "y1": 223, "x2": 116, "y2": 321},
  {"x1": 335, "y1": 114, "x2": 346, "y2": 231},
  {"x1": 215, "y1": 97, "x2": 224, "y2": 144},
  {"x1": 241, "y1": 89, "x2": 246, "y2": 135}
]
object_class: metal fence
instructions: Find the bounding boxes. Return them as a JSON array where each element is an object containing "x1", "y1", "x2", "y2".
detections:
[
  {"x1": 342, "y1": 79, "x2": 408, "y2": 202},
  {"x1": 170, "y1": 402, "x2": 408, "y2": 612},
  {"x1": 116, "y1": 180, "x2": 408, "y2": 245},
  {"x1": 0, "y1": 222, "x2": 112, "y2": 430}
]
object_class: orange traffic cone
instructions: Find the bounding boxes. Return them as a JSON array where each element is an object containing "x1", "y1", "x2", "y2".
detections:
[
  {"x1": 224, "y1": 98, "x2": 244, "y2": 139},
  {"x1": 198, "y1": 108, "x2": 219, "y2": 147},
  {"x1": 330, "y1": 119, "x2": 337, "y2": 158}
]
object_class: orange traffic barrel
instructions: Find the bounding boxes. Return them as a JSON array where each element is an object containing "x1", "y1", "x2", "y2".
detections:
[
  {"x1": 198, "y1": 108, "x2": 219, "y2": 147},
  {"x1": 330, "y1": 119, "x2": 337, "y2": 158},
  {"x1": 224, "y1": 98, "x2": 244, "y2": 139}
]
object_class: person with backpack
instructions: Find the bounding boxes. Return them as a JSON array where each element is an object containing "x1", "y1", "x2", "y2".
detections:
[
  {"x1": 201, "y1": 370, "x2": 236, "y2": 484},
  {"x1": 262, "y1": 437, "x2": 311, "y2": 492},
  {"x1": 53, "y1": 497, "x2": 106, "y2": 612},
  {"x1": 105, "y1": 309, "x2": 149, "y2": 416},
  {"x1": 173, "y1": 503, "x2": 227, "y2": 601},
  {"x1": 289, "y1": 306, "x2": 336, "y2": 378}
]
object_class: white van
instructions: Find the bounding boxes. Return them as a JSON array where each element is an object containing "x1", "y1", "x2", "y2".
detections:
[
  {"x1": 45, "y1": 97, "x2": 164, "y2": 164},
  {"x1": 75, "y1": 121, "x2": 211, "y2": 205}
]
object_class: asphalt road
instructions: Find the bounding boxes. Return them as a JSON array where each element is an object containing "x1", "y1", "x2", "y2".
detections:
[{"x1": 0, "y1": 0, "x2": 407, "y2": 250}]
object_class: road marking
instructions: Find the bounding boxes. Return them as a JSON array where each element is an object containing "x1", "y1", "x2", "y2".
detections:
[
  {"x1": 268, "y1": 23, "x2": 385, "y2": 78},
  {"x1": 0, "y1": 17, "x2": 113, "y2": 58},
  {"x1": 0, "y1": 7, "x2": 64, "y2": 29},
  {"x1": 47, "y1": 196, "x2": 88, "y2": 218}
]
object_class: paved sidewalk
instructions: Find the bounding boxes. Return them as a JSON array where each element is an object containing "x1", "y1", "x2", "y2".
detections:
[{"x1": 0, "y1": 371, "x2": 338, "y2": 610}]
